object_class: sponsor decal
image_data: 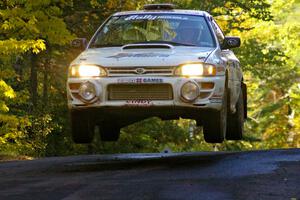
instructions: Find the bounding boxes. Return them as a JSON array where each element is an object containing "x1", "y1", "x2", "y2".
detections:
[
  {"x1": 124, "y1": 15, "x2": 189, "y2": 21},
  {"x1": 209, "y1": 98, "x2": 222, "y2": 103},
  {"x1": 210, "y1": 94, "x2": 223, "y2": 103},
  {"x1": 117, "y1": 78, "x2": 164, "y2": 83},
  {"x1": 125, "y1": 100, "x2": 153, "y2": 106},
  {"x1": 107, "y1": 53, "x2": 170, "y2": 59},
  {"x1": 211, "y1": 94, "x2": 223, "y2": 98}
]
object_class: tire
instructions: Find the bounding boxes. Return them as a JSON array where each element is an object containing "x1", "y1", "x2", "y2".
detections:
[
  {"x1": 71, "y1": 111, "x2": 95, "y2": 144},
  {"x1": 226, "y1": 88, "x2": 244, "y2": 140},
  {"x1": 203, "y1": 90, "x2": 227, "y2": 143},
  {"x1": 99, "y1": 123, "x2": 120, "y2": 142},
  {"x1": 242, "y1": 82, "x2": 248, "y2": 119}
]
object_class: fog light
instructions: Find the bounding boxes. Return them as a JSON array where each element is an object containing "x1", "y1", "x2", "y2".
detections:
[
  {"x1": 181, "y1": 82, "x2": 200, "y2": 102},
  {"x1": 78, "y1": 82, "x2": 96, "y2": 102}
]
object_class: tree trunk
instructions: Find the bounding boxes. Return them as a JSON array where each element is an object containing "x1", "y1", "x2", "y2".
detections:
[
  {"x1": 30, "y1": 53, "x2": 38, "y2": 111},
  {"x1": 43, "y1": 65, "x2": 48, "y2": 106},
  {"x1": 43, "y1": 47, "x2": 51, "y2": 106}
]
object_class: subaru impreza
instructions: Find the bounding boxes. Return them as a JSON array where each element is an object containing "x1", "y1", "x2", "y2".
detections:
[{"x1": 67, "y1": 4, "x2": 247, "y2": 143}]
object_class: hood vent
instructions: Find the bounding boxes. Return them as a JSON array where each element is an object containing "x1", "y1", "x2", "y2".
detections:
[{"x1": 122, "y1": 43, "x2": 173, "y2": 50}]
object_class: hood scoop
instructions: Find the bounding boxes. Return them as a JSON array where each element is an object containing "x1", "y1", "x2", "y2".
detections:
[{"x1": 122, "y1": 43, "x2": 174, "y2": 50}]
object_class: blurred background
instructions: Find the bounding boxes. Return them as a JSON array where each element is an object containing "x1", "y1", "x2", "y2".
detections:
[{"x1": 0, "y1": 0, "x2": 299, "y2": 158}]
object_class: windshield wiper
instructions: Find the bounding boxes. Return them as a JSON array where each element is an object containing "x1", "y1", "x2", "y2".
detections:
[{"x1": 131, "y1": 41, "x2": 197, "y2": 47}]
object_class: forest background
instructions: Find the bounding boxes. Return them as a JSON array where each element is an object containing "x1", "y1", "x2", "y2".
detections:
[{"x1": 0, "y1": 0, "x2": 299, "y2": 157}]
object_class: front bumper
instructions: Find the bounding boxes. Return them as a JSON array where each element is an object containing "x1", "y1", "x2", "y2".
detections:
[{"x1": 67, "y1": 76, "x2": 225, "y2": 112}]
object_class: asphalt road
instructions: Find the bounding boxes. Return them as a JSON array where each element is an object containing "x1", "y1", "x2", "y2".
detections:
[{"x1": 0, "y1": 149, "x2": 300, "y2": 200}]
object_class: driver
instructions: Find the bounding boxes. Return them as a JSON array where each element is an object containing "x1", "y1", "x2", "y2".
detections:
[{"x1": 174, "y1": 20, "x2": 203, "y2": 45}]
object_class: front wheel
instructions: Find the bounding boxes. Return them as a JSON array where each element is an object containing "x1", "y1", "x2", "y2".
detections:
[
  {"x1": 226, "y1": 88, "x2": 244, "y2": 140},
  {"x1": 203, "y1": 90, "x2": 227, "y2": 143},
  {"x1": 70, "y1": 111, "x2": 95, "y2": 144}
]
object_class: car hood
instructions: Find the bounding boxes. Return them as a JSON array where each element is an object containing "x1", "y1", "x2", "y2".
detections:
[{"x1": 71, "y1": 46, "x2": 215, "y2": 67}]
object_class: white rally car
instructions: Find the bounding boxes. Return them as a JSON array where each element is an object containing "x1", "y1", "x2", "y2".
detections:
[{"x1": 67, "y1": 4, "x2": 247, "y2": 144}]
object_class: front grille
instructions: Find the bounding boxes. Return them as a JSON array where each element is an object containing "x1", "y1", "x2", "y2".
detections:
[
  {"x1": 108, "y1": 84, "x2": 173, "y2": 100},
  {"x1": 106, "y1": 67, "x2": 174, "y2": 77}
]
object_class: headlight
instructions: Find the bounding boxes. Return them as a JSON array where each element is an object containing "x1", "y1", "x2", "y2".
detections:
[
  {"x1": 181, "y1": 81, "x2": 200, "y2": 102},
  {"x1": 174, "y1": 63, "x2": 216, "y2": 77},
  {"x1": 78, "y1": 82, "x2": 97, "y2": 102},
  {"x1": 69, "y1": 65, "x2": 107, "y2": 77}
]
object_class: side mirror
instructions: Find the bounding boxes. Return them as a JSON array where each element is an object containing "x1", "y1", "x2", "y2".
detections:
[
  {"x1": 221, "y1": 36, "x2": 241, "y2": 50},
  {"x1": 71, "y1": 38, "x2": 87, "y2": 50}
]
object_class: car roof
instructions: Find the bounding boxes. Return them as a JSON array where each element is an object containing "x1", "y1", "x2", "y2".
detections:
[{"x1": 113, "y1": 9, "x2": 211, "y2": 17}]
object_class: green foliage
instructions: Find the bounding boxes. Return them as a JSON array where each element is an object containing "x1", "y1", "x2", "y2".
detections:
[
  {"x1": 0, "y1": 114, "x2": 58, "y2": 157},
  {"x1": 220, "y1": 0, "x2": 300, "y2": 150},
  {"x1": 87, "y1": 118, "x2": 214, "y2": 154},
  {"x1": 0, "y1": 0, "x2": 74, "y2": 157},
  {"x1": 0, "y1": 80, "x2": 15, "y2": 112},
  {"x1": 0, "y1": 0, "x2": 74, "y2": 55},
  {"x1": 0, "y1": 39, "x2": 46, "y2": 55}
]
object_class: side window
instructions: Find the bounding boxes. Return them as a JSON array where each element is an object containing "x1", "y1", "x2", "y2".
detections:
[{"x1": 211, "y1": 20, "x2": 225, "y2": 45}]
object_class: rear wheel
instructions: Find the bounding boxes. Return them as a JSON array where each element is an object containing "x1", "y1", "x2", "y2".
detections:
[
  {"x1": 226, "y1": 88, "x2": 244, "y2": 140},
  {"x1": 71, "y1": 111, "x2": 95, "y2": 144},
  {"x1": 99, "y1": 123, "x2": 120, "y2": 142},
  {"x1": 203, "y1": 90, "x2": 227, "y2": 143}
]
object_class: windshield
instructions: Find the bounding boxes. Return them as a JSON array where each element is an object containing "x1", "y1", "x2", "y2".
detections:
[{"x1": 90, "y1": 14, "x2": 216, "y2": 48}]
